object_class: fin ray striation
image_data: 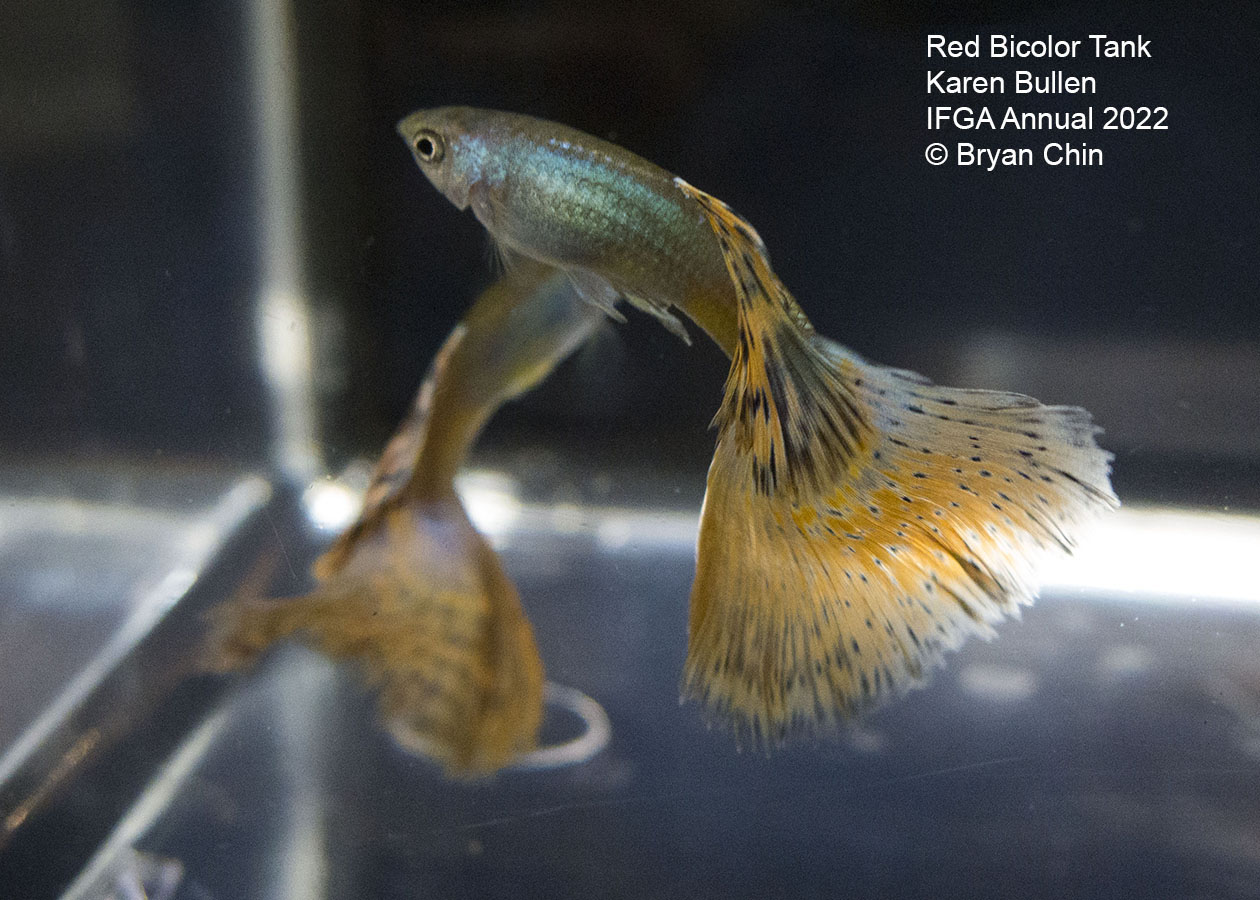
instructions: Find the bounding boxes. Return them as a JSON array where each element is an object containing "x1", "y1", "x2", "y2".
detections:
[{"x1": 677, "y1": 179, "x2": 1117, "y2": 746}]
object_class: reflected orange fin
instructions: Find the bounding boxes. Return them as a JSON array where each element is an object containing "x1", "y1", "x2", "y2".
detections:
[
  {"x1": 676, "y1": 179, "x2": 1117, "y2": 746},
  {"x1": 213, "y1": 262, "x2": 602, "y2": 775},
  {"x1": 212, "y1": 496, "x2": 543, "y2": 774}
]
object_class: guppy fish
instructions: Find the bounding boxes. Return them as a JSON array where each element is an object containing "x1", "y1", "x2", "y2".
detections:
[{"x1": 216, "y1": 107, "x2": 1116, "y2": 770}]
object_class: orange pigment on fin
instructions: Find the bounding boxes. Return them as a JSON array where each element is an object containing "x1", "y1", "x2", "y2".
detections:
[{"x1": 677, "y1": 179, "x2": 1116, "y2": 745}]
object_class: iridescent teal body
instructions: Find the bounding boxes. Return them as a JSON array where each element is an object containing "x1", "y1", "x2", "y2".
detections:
[{"x1": 397, "y1": 106, "x2": 741, "y2": 354}]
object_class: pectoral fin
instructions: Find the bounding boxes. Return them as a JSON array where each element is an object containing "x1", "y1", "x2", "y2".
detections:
[{"x1": 566, "y1": 267, "x2": 692, "y2": 344}]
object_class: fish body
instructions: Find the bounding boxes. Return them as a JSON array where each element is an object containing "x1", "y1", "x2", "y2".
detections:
[
  {"x1": 394, "y1": 109, "x2": 1116, "y2": 744},
  {"x1": 398, "y1": 106, "x2": 754, "y2": 352},
  {"x1": 393, "y1": 109, "x2": 1115, "y2": 745}
]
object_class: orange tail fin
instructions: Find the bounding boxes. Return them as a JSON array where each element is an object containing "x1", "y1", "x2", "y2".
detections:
[{"x1": 676, "y1": 179, "x2": 1117, "y2": 745}]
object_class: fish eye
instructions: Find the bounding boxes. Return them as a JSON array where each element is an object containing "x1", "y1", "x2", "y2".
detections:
[{"x1": 412, "y1": 130, "x2": 444, "y2": 164}]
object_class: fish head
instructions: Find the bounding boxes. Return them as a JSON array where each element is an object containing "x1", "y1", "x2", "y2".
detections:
[{"x1": 397, "y1": 106, "x2": 498, "y2": 212}]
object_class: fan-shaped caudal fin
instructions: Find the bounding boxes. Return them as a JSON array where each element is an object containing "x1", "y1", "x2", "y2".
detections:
[
  {"x1": 212, "y1": 261, "x2": 602, "y2": 774},
  {"x1": 675, "y1": 179, "x2": 1117, "y2": 746}
]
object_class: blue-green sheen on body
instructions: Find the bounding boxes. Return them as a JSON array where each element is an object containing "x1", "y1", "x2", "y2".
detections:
[{"x1": 398, "y1": 106, "x2": 739, "y2": 354}]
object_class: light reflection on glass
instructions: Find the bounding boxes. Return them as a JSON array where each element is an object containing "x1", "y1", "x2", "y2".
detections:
[
  {"x1": 311, "y1": 467, "x2": 1260, "y2": 607},
  {"x1": 1042, "y1": 507, "x2": 1260, "y2": 607}
]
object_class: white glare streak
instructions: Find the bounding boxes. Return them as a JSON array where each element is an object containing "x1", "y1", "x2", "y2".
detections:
[
  {"x1": 508, "y1": 682, "x2": 612, "y2": 772},
  {"x1": 457, "y1": 471, "x2": 523, "y2": 538},
  {"x1": 249, "y1": 0, "x2": 320, "y2": 484},
  {"x1": 258, "y1": 289, "x2": 319, "y2": 483},
  {"x1": 302, "y1": 479, "x2": 361, "y2": 532},
  {"x1": 1043, "y1": 507, "x2": 1260, "y2": 607},
  {"x1": 312, "y1": 464, "x2": 1260, "y2": 609},
  {"x1": 386, "y1": 681, "x2": 611, "y2": 773}
]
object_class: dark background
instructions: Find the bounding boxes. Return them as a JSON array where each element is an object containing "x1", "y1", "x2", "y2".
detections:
[
  {"x1": 2, "y1": 6, "x2": 1258, "y2": 898},
  {"x1": 1, "y1": 0, "x2": 1256, "y2": 496}
]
